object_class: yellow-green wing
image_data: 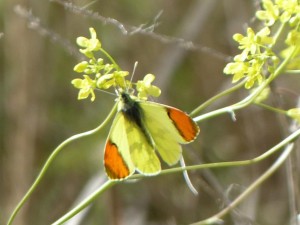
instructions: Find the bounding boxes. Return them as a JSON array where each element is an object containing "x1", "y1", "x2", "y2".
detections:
[
  {"x1": 126, "y1": 115, "x2": 161, "y2": 176},
  {"x1": 140, "y1": 102, "x2": 199, "y2": 166},
  {"x1": 104, "y1": 112, "x2": 135, "y2": 180}
]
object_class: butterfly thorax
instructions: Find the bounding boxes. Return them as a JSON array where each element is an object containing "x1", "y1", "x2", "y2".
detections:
[
  {"x1": 120, "y1": 92, "x2": 154, "y2": 147},
  {"x1": 120, "y1": 93, "x2": 143, "y2": 125}
]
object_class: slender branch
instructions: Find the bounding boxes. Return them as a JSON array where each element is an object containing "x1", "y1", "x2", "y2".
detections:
[
  {"x1": 129, "y1": 127, "x2": 300, "y2": 178},
  {"x1": 255, "y1": 102, "x2": 287, "y2": 115},
  {"x1": 99, "y1": 48, "x2": 121, "y2": 71},
  {"x1": 6, "y1": 103, "x2": 118, "y2": 225},
  {"x1": 14, "y1": 5, "x2": 83, "y2": 60},
  {"x1": 51, "y1": 180, "x2": 116, "y2": 225},
  {"x1": 50, "y1": 128, "x2": 300, "y2": 225},
  {"x1": 194, "y1": 38, "x2": 299, "y2": 123},
  {"x1": 190, "y1": 79, "x2": 246, "y2": 117},
  {"x1": 50, "y1": 0, "x2": 230, "y2": 61},
  {"x1": 286, "y1": 70, "x2": 300, "y2": 74},
  {"x1": 191, "y1": 143, "x2": 295, "y2": 225}
]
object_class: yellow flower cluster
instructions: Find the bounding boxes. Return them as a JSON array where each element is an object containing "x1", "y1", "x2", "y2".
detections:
[{"x1": 72, "y1": 28, "x2": 161, "y2": 101}]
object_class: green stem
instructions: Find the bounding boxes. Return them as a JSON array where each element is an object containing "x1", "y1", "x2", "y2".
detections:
[
  {"x1": 270, "y1": 47, "x2": 298, "y2": 81},
  {"x1": 192, "y1": 21, "x2": 295, "y2": 123},
  {"x1": 194, "y1": 44, "x2": 299, "y2": 123},
  {"x1": 99, "y1": 48, "x2": 121, "y2": 71},
  {"x1": 50, "y1": 127, "x2": 300, "y2": 225},
  {"x1": 38, "y1": 126, "x2": 300, "y2": 225},
  {"x1": 272, "y1": 22, "x2": 286, "y2": 47},
  {"x1": 286, "y1": 70, "x2": 300, "y2": 73},
  {"x1": 191, "y1": 143, "x2": 294, "y2": 225},
  {"x1": 255, "y1": 102, "x2": 287, "y2": 114},
  {"x1": 51, "y1": 180, "x2": 116, "y2": 225},
  {"x1": 129, "y1": 127, "x2": 300, "y2": 179},
  {"x1": 6, "y1": 103, "x2": 118, "y2": 225},
  {"x1": 193, "y1": 83, "x2": 264, "y2": 122},
  {"x1": 190, "y1": 79, "x2": 246, "y2": 117}
]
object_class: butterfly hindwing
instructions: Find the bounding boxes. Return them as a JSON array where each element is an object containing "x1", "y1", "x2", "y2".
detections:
[
  {"x1": 140, "y1": 101, "x2": 200, "y2": 166},
  {"x1": 126, "y1": 118, "x2": 161, "y2": 176}
]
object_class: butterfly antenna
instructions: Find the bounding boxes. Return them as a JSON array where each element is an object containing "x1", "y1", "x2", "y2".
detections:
[
  {"x1": 131, "y1": 61, "x2": 138, "y2": 83},
  {"x1": 94, "y1": 88, "x2": 116, "y2": 97},
  {"x1": 127, "y1": 61, "x2": 138, "y2": 92},
  {"x1": 180, "y1": 156, "x2": 198, "y2": 196}
]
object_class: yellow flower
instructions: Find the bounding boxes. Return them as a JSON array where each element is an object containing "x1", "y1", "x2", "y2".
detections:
[
  {"x1": 97, "y1": 71, "x2": 129, "y2": 89},
  {"x1": 71, "y1": 75, "x2": 96, "y2": 101},
  {"x1": 136, "y1": 74, "x2": 161, "y2": 100},
  {"x1": 76, "y1": 28, "x2": 101, "y2": 58},
  {"x1": 287, "y1": 108, "x2": 300, "y2": 124}
]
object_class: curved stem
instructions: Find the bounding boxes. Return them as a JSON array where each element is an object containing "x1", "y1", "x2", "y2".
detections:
[
  {"x1": 49, "y1": 127, "x2": 300, "y2": 225},
  {"x1": 99, "y1": 48, "x2": 121, "y2": 71},
  {"x1": 272, "y1": 22, "x2": 286, "y2": 48},
  {"x1": 191, "y1": 143, "x2": 295, "y2": 225},
  {"x1": 193, "y1": 82, "x2": 265, "y2": 122},
  {"x1": 255, "y1": 102, "x2": 287, "y2": 114},
  {"x1": 129, "y1": 127, "x2": 300, "y2": 178},
  {"x1": 51, "y1": 180, "x2": 116, "y2": 225},
  {"x1": 6, "y1": 103, "x2": 118, "y2": 225},
  {"x1": 17, "y1": 121, "x2": 300, "y2": 225},
  {"x1": 194, "y1": 43, "x2": 299, "y2": 123},
  {"x1": 285, "y1": 70, "x2": 300, "y2": 74},
  {"x1": 190, "y1": 79, "x2": 246, "y2": 117}
]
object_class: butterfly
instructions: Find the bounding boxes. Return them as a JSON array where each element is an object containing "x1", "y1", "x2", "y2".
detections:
[{"x1": 103, "y1": 90, "x2": 200, "y2": 180}]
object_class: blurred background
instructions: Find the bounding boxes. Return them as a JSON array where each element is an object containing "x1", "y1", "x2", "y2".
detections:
[{"x1": 1, "y1": 0, "x2": 300, "y2": 224}]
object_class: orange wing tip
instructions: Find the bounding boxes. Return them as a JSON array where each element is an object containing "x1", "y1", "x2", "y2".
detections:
[
  {"x1": 104, "y1": 140, "x2": 132, "y2": 180},
  {"x1": 167, "y1": 108, "x2": 200, "y2": 142}
]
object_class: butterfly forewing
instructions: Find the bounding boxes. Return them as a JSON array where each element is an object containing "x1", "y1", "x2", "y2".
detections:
[
  {"x1": 140, "y1": 102, "x2": 200, "y2": 165},
  {"x1": 104, "y1": 113, "x2": 135, "y2": 179},
  {"x1": 167, "y1": 107, "x2": 200, "y2": 142}
]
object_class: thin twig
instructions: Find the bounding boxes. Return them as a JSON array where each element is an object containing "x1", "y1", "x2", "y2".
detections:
[
  {"x1": 191, "y1": 143, "x2": 295, "y2": 225},
  {"x1": 50, "y1": 0, "x2": 231, "y2": 62},
  {"x1": 14, "y1": 5, "x2": 83, "y2": 60},
  {"x1": 6, "y1": 104, "x2": 118, "y2": 225},
  {"x1": 286, "y1": 97, "x2": 300, "y2": 225}
]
